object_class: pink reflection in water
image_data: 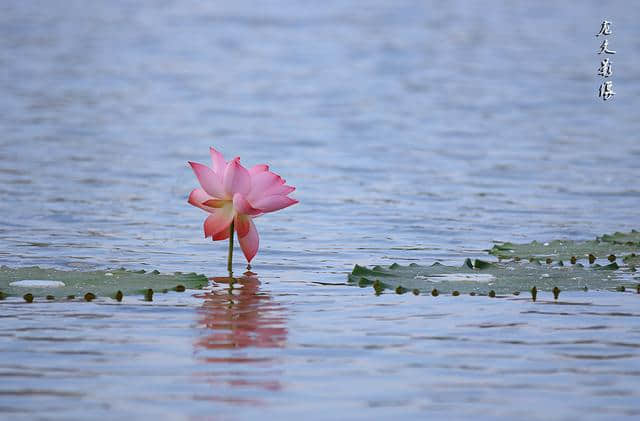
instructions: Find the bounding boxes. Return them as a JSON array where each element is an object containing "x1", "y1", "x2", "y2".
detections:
[{"x1": 193, "y1": 272, "x2": 288, "y2": 400}]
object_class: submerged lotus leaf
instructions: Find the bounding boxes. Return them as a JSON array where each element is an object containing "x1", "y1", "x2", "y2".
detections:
[
  {"x1": 349, "y1": 259, "x2": 629, "y2": 294},
  {"x1": 489, "y1": 234, "x2": 640, "y2": 263},
  {"x1": 0, "y1": 266, "x2": 208, "y2": 299}
]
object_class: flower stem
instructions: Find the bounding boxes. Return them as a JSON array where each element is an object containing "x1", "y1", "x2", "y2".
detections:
[{"x1": 227, "y1": 221, "x2": 234, "y2": 274}]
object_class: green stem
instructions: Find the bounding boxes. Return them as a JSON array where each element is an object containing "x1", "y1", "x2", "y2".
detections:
[{"x1": 227, "y1": 221, "x2": 234, "y2": 274}]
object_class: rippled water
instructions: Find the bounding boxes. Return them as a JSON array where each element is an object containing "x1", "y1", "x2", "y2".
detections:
[{"x1": 1, "y1": 1, "x2": 640, "y2": 419}]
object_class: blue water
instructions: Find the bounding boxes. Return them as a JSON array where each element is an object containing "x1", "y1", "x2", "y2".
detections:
[{"x1": 1, "y1": 1, "x2": 639, "y2": 419}]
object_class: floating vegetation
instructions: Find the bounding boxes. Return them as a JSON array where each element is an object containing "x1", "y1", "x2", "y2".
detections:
[
  {"x1": 623, "y1": 253, "x2": 640, "y2": 266},
  {"x1": 597, "y1": 230, "x2": 640, "y2": 245},
  {"x1": 350, "y1": 230, "x2": 640, "y2": 297},
  {"x1": 0, "y1": 266, "x2": 208, "y2": 300},
  {"x1": 489, "y1": 231, "x2": 640, "y2": 263},
  {"x1": 349, "y1": 258, "x2": 627, "y2": 295},
  {"x1": 331, "y1": 230, "x2": 638, "y2": 298}
]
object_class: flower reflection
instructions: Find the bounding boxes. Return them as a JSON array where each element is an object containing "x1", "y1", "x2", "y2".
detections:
[{"x1": 193, "y1": 272, "x2": 288, "y2": 401}]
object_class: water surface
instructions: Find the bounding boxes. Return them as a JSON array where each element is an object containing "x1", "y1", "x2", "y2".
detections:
[{"x1": 1, "y1": 1, "x2": 639, "y2": 419}]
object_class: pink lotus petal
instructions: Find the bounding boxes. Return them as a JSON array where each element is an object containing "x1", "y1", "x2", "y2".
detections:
[
  {"x1": 188, "y1": 189, "x2": 218, "y2": 213},
  {"x1": 249, "y1": 164, "x2": 269, "y2": 176},
  {"x1": 209, "y1": 147, "x2": 227, "y2": 175},
  {"x1": 189, "y1": 161, "x2": 226, "y2": 198},
  {"x1": 223, "y1": 157, "x2": 251, "y2": 197},
  {"x1": 238, "y1": 218, "x2": 259, "y2": 262},
  {"x1": 247, "y1": 171, "x2": 283, "y2": 202},
  {"x1": 234, "y1": 214, "x2": 251, "y2": 237},
  {"x1": 233, "y1": 193, "x2": 261, "y2": 216},
  {"x1": 264, "y1": 184, "x2": 295, "y2": 197},
  {"x1": 252, "y1": 195, "x2": 298, "y2": 213},
  {"x1": 212, "y1": 228, "x2": 230, "y2": 241},
  {"x1": 251, "y1": 171, "x2": 282, "y2": 190},
  {"x1": 203, "y1": 205, "x2": 234, "y2": 238}
]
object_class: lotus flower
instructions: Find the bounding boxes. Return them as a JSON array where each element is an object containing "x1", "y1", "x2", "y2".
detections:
[{"x1": 188, "y1": 147, "x2": 297, "y2": 267}]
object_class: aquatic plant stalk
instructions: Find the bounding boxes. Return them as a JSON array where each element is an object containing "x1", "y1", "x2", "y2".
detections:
[{"x1": 228, "y1": 221, "x2": 234, "y2": 273}]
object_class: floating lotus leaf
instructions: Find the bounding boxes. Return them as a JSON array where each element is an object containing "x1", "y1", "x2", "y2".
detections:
[
  {"x1": 348, "y1": 259, "x2": 629, "y2": 295},
  {"x1": 598, "y1": 230, "x2": 640, "y2": 245},
  {"x1": 489, "y1": 232, "x2": 640, "y2": 263},
  {"x1": 0, "y1": 266, "x2": 209, "y2": 300},
  {"x1": 622, "y1": 254, "x2": 640, "y2": 267}
]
